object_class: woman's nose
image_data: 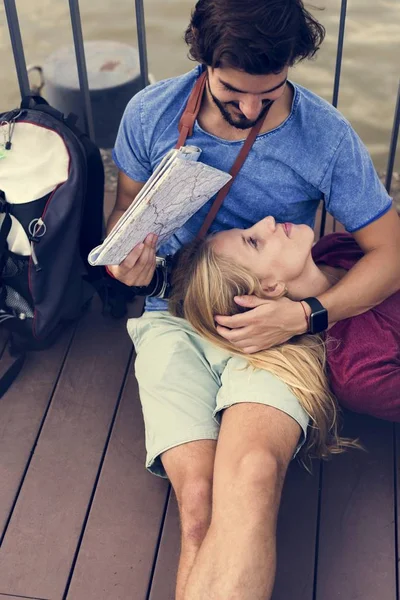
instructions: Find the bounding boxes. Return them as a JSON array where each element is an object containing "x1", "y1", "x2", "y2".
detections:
[
  {"x1": 253, "y1": 216, "x2": 275, "y2": 236},
  {"x1": 263, "y1": 216, "x2": 276, "y2": 231}
]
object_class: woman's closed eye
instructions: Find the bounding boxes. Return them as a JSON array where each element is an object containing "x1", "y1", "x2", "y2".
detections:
[{"x1": 248, "y1": 236, "x2": 258, "y2": 249}]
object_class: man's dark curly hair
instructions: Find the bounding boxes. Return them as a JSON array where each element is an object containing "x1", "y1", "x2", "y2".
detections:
[{"x1": 185, "y1": 0, "x2": 326, "y2": 75}]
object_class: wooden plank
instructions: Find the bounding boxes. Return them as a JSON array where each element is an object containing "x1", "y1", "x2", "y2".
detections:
[
  {"x1": 272, "y1": 462, "x2": 320, "y2": 600},
  {"x1": 315, "y1": 412, "x2": 397, "y2": 600},
  {"x1": 66, "y1": 364, "x2": 169, "y2": 600},
  {"x1": 148, "y1": 490, "x2": 181, "y2": 600},
  {"x1": 0, "y1": 298, "x2": 137, "y2": 599},
  {"x1": 0, "y1": 327, "x2": 74, "y2": 536},
  {"x1": 0, "y1": 595, "x2": 47, "y2": 600}
]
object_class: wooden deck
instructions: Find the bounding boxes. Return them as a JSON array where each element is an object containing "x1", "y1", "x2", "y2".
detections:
[{"x1": 0, "y1": 201, "x2": 399, "y2": 600}]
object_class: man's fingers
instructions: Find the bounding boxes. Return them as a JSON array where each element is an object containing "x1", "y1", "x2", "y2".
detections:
[
  {"x1": 122, "y1": 233, "x2": 157, "y2": 270},
  {"x1": 216, "y1": 325, "x2": 264, "y2": 352},
  {"x1": 123, "y1": 242, "x2": 145, "y2": 270},
  {"x1": 134, "y1": 245, "x2": 156, "y2": 282},
  {"x1": 242, "y1": 346, "x2": 262, "y2": 354},
  {"x1": 137, "y1": 253, "x2": 157, "y2": 286},
  {"x1": 136, "y1": 242, "x2": 153, "y2": 267},
  {"x1": 234, "y1": 295, "x2": 267, "y2": 308},
  {"x1": 143, "y1": 232, "x2": 158, "y2": 250},
  {"x1": 107, "y1": 233, "x2": 159, "y2": 286},
  {"x1": 150, "y1": 233, "x2": 158, "y2": 249},
  {"x1": 216, "y1": 324, "x2": 253, "y2": 343},
  {"x1": 214, "y1": 312, "x2": 253, "y2": 328}
]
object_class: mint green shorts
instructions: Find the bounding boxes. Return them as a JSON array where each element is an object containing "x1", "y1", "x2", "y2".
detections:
[{"x1": 128, "y1": 311, "x2": 309, "y2": 479}]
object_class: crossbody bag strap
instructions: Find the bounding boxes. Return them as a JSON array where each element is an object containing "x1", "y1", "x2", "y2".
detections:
[
  {"x1": 175, "y1": 71, "x2": 208, "y2": 149},
  {"x1": 175, "y1": 69, "x2": 266, "y2": 238},
  {"x1": 196, "y1": 116, "x2": 265, "y2": 239}
]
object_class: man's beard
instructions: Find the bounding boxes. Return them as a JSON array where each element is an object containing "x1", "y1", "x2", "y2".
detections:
[{"x1": 207, "y1": 80, "x2": 275, "y2": 130}]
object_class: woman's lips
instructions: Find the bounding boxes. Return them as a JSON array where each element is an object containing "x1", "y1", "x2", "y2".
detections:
[{"x1": 283, "y1": 222, "x2": 292, "y2": 237}]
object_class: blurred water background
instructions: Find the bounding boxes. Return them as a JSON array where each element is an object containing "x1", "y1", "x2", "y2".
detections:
[{"x1": 1, "y1": 0, "x2": 399, "y2": 176}]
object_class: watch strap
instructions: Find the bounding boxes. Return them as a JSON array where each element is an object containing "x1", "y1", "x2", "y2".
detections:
[
  {"x1": 301, "y1": 297, "x2": 328, "y2": 334},
  {"x1": 301, "y1": 297, "x2": 325, "y2": 314}
]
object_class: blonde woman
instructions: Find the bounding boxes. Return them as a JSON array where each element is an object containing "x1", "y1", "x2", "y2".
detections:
[
  {"x1": 168, "y1": 215, "x2": 356, "y2": 466},
  {"x1": 169, "y1": 217, "x2": 400, "y2": 428},
  {"x1": 169, "y1": 216, "x2": 400, "y2": 428}
]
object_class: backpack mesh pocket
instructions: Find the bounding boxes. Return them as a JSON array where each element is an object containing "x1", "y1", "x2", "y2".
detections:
[
  {"x1": 1, "y1": 253, "x2": 33, "y2": 318},
  {"x1": 3, "y1": 254, "x2": 28, "y2": 278},
  {"x1": 4, "y1": 285, "x2": 34, "y2": 318}
]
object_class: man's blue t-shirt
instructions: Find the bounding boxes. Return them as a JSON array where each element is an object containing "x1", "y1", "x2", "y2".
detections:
[{"x1": 113, "y1": 65, "x2": 392, "y2": 311}]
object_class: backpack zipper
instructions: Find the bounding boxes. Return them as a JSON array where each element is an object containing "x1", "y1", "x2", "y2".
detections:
[{"x1": 28, "y1": 217, "x2": 46, "y2": 272}]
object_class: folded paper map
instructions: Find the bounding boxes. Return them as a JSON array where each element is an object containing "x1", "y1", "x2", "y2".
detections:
[{"x1": 88, "y1": 146, "x2": 231, "y2": 266}]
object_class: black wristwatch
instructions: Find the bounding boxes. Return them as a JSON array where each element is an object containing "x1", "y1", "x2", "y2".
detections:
[{"x1": 301, "y1": 297, "x2": 328, "y2": 334}]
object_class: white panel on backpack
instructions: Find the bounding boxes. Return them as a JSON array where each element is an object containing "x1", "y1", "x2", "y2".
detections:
[{"x1": 0, "y1": 122, "x2": 69, "y2": 204}]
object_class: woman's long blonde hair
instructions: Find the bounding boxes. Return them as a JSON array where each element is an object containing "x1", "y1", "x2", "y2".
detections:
[{"x1": 169, "y1": 237, "x2": 359, "y2": 465}]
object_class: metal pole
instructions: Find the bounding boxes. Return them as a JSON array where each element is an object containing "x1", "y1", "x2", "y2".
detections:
[
  {"x1": 321, "y1": 0, "x2": 348, "y2": 237},
  {"x1": 68, "y1": 0, "x2": 96, "y2": 141},
  {"x1": 4, "y1": 0, "x2": 31, "y2": 99},
  {"x1": 135, "y1": 0, "x2": 149, "y2": 88},
  {"x1": 385, "y1": 81, "x2": 400, "y2": 195},
  {"x1": 332, "y1": 0, "x2": 348, "y2": 109}
]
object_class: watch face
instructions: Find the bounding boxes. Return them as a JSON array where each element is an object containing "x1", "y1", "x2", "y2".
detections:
[{"x1": 310, "y1": 308, "x2": 328, "y2": 333}]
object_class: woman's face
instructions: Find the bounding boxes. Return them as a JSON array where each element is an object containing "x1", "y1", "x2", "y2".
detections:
[{"x1": 211, "y1": 217, "x2": 315, "y2": 289}]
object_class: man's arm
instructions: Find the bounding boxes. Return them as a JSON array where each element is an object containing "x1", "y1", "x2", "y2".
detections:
[
  {"x1": 106, "y1": 171, "x2": 157, "y2": 287},
  {"x1": 215, "y1": 122, "x2": 399, "y2": 352},
  {"x1": 107, "y1": 171, "x2": 145, "y2": 234},
  {"x1": 214, "y1": 206, "x2": 400, "y2": 353},
  {"x1": 316, "y1": 204, "x2": 400, "y2": 323}
]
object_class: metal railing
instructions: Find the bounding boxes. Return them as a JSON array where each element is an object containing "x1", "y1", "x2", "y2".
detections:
[
  {"x1": 3, "y1": 0, "x2": 400, "y2": 236},
  {"x1": 4, "y1": 0, "x2": 149, "y2": 144}
]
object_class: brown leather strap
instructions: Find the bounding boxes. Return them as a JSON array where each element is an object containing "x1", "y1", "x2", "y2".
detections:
[
  {"x1": 197, "y1": 114, "x2": 265, "y2": 238},
  {"x1": 175, "y1": 71, "x2": 207, "y2": 149},
  {"x1": 175, "y1": 69, "x2": 266, "y2": 238}
]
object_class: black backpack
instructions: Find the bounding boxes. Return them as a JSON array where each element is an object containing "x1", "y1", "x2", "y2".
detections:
[{"x1": 0, "y1": 95, "x2": 128, "y2": 395}]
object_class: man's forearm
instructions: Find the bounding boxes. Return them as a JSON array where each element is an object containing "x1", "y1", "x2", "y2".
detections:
[
  {"x1": 106, "y1": 208, "x2": 126, "y2": 235},
  {"x1": 317, "y1": 245, "x2": 400, "y2": 325},
  {"x1": 106, "y1": 172, "x2": 146, "y2": 236}
]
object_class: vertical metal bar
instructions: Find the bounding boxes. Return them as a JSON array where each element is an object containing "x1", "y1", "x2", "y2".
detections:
[
  {"x1": 4, "y1": 0, "x2": 31, "y2": 99},
  {"x1": 385, "y1": 81, "x2": 400, "y2": 195},
  {"x1": 68, "y1": 0, "x2": 96, "y2": 140},
  {"x1": 135, "y1": 0, "x2": 149, "y2": 88},
  {"x1": 320, "y1": 0, "x2": 348, "y2": 237},
  {"x1": 332, "y1": 0, "x2": 348, "y2": 109},
  {"x1": 319, "y1": 197, "x2": 328, "y2": 240}
]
